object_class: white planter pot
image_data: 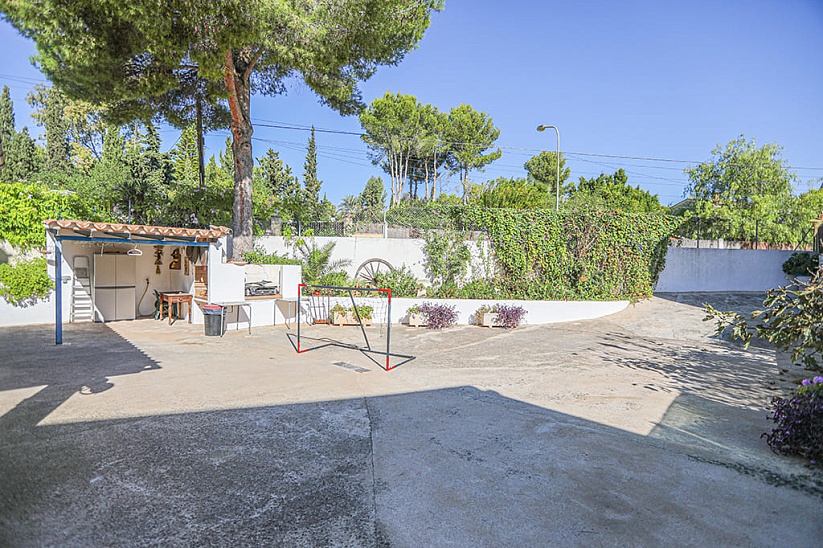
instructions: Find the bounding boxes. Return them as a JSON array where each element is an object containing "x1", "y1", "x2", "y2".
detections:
[
  {"x1": 481, "y1": 312, "x2": 505, "y2": 328},
  {"x1": 407, "y1": 312, "x2": 427, "y2": 327}
]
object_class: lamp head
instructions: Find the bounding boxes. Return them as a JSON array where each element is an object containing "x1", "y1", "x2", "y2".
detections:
[{"x1": 536, "y1": 125, "x2": 547, "y2": 132}]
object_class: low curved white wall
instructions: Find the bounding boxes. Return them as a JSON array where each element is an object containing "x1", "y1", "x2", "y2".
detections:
[{"x1": 387, "y1": 298, "x2": 629, "y2": 325}]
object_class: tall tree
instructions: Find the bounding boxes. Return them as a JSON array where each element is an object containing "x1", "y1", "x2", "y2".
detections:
[
  {"x1": 683, "y1": 136, "x2": 799, "y2": 243},
  {"x1": 566, "y1": 169, "x2": 667, "y2": 214},
  {"x1": 1, "y1": 127, "x2": 41, "y2": 183},
  {"x1": 360, "y1": 92, "x2": 424, "y2": 205},
  {"x1": 444, "y1": 104, "x2": 502, "y2": 203},
  {"x1": 337, "y1": 194, "x2": 360, "y2": 219},
  {"x1": 0, "y1": 86, "x2": 14, "y2": 172},
  {"x1": 170, "y1": 125, "x2": 200, "y2": 184},
  {"x1": 524, "y1": 151, "x2": 572, "y2": 200},
  {"x1": 259, "y1": 148, "x2": 302, "y2": 221},
  {"x1": 417, "y1": 103, "x2": 448, "y2": 201},
  {"x1": 3, "y1": 0, "x2": 442, "y2": 258},
  {"x1": 360, "y1": 176, "x2": 387, "y2": 214},
  {"x1": 27, "y1": 84, "x2": 71, "y2": 172},
  {"x1": 118, "y1": 123, "x2": 171, "y2": 224},
  {"x1": 303, "y1": 126, "x2": 322, "y2": 216}
]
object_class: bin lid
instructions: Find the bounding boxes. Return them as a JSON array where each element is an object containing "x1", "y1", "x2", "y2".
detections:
[{"x1": 203, "y1": 305, "x2": 222, "y2": 310}]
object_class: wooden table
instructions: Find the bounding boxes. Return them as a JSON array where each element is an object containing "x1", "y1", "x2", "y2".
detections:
[{"x1": 160, "y1": 292, "x2": 192, "y2": 324}]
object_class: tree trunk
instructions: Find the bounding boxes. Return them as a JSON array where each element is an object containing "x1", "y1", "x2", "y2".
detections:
[
  {"x1": 423, "y1": 161, "x2": 429, "y2": 201},
  {"x1": 224, "y1": 50, "x2": 257, "y2": 260},
  {"x1": 462, "y1": 166, "x2": 469, "y2": 204},
  {"x1": 431, "y1": 152, "x2": 437, "y2": 201}
]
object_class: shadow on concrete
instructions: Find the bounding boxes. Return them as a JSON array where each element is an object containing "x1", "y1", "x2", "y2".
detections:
[
  {"x1": 653, "y1": 291, "x2": 766, "y2": 313},
  {"x1": 594, "y1": 331, "x2": 778, "y2": 410},
  {"x1": 1, "y1": 376, "x2": 821, "y2": 545},
  {"x1": 0, "y1": 323, "x2": 160, "y2": 435}
]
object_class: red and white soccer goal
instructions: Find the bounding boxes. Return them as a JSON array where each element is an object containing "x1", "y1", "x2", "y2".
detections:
[{"x1": 287, "y1": 284, "x2": 415, "y2": 371}]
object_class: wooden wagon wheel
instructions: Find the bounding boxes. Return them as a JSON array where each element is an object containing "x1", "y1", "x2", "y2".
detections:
[{"x1": 355, "y1": 258, "x2": 394, "y2": 286}]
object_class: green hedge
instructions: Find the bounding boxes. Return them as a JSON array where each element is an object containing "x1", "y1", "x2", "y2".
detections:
[
  {"x1": 457, "y1": 207, "x2": 678, "y2": 301},
  {"x1": 0, "y1": 182, "x2": 102, "y2": 249},
  {"x1": 0, "y1": 257, "x2": 53, "y2": 306}
]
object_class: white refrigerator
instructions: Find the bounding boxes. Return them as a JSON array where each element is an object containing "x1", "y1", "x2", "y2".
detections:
[{"x1": 93, "y1": 254, "x2": 136, "y2": 322}]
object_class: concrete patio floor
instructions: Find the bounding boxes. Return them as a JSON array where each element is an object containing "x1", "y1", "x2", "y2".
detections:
[{"x1": 1, "y1": 293, "x2": 821, "y2": 546}]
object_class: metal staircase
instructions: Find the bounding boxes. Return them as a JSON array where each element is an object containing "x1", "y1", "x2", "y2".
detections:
[{"x1": 70, "y1": 256, "x2": 93, "y2": 322}]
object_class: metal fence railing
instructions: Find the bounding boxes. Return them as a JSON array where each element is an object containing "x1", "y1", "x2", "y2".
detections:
[
  {"x1": 673, "y1": 217, "x2": 814, "y2": 250},
  {"x1": 269, "y1": 205, "x2": 485, "y2": 239}
]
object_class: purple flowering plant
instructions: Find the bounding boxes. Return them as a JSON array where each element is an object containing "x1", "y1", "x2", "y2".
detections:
[
  {"x1": 418, "y1": 302, "x2": 458, "y2": 330},
  {"x1": 495, "y1": 304, "x2": 527, "y2": 328},
  {"x1": 475, "y1": 303, "x2": 527, "y2": 328},
  {"x1": 762, "y1": 377, "x2": 823, "y2": 466}
]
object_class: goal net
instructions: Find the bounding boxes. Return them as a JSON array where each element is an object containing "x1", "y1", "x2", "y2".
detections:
[{"x1": 287, "y1": 284, "x2": 414, "y2": 371}]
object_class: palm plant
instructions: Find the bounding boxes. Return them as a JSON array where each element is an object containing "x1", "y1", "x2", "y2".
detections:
[
  {"x1": 337, "y1": 195, "x2": 361, "y2": 220},
  {"x1": 294, "y1": 240, "x2": 351, "y2": 284}
]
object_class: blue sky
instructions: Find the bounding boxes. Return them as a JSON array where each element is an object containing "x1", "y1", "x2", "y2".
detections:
[{"x1": 1, "y1": 1, "x2": 822, "y2": 206}]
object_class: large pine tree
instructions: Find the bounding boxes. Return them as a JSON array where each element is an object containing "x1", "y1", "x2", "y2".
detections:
[{"x1": 2, "y1": 0, "x2": 442, "y2": 257}]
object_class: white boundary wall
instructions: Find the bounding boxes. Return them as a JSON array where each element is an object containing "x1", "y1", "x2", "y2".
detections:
[
  {"x1": 656, "y1": 248, "x2": 796, "y2": 292},
  {"x1": 0, "y1": 295, "x2": 54, "y2": 327},
  {"x1": 257, "y1": 236, "x2": 802, "y2": 293},
  {"x1": 257, "y1": 236, "x2": 431, "y2": 280}
]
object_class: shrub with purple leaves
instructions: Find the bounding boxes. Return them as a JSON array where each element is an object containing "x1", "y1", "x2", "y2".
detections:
[
  {"x1": 761, "y1": 376, "x2": 823, "y2": 466},
  {"x1": 419, "y1": 302, "x2": 458, "y2": 330},
  {"x1": 495, "y1": 304, "x2": 527, "y2": 328}
]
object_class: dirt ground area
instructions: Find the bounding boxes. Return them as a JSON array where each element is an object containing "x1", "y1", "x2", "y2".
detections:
[{"x1": 1, "y1": 293, "x2": 821, "y2": 546}]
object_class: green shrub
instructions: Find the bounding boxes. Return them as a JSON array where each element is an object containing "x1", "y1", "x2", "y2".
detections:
[
  {"x1": 782, "y1": 252, "x2": 819, "y2": 276},
  {"x1": 705, "y1": 271, "x2": 823, "y2": 372},
  {"x1": 242, "y1": 246, "x2": 301, "y2": 265},
  {"x1": 459, "y1": 208, "x2": 676, "y2": 301},
  {"x1": 0, "y1": 257, "x2": 53, "y2": 306},
  {"x1": 422, "y1": 230, "x2": 472, "y2": 287},
  {"x1": 317, "y1": 270, "x2": 351, "y2": 287},
  {"x1": 372, "y1": 265, "x2": 422, "y2": 297},
  {"x1": 457, "y1": 278, "x2": 510, "y2": 300},
  {"x1": 0, "y1": 182, "x2": 102, "y2": 249}
]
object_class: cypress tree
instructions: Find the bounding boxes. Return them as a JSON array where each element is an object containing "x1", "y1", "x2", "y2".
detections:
[
  {"x1": 303, "y1": 126, "x2": 322, "y2": 217},
  {"x1": 0, "y1": 86, "x2": 15, "y2": 172}
]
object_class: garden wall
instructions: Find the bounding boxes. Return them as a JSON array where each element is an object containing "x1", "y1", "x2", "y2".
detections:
[
  {"x1": 0, "y1": 294, "x2": 54, "y2": 327},
  {"x1": 256, "y1": 235, "x2": 448, "y2": 281},
  {"x1": 256, "y1": 236, "x2": 799, "y2": 293},
  {"x1": 656, "y1": 248, "x2": 796, "y2": 292},
  {"x1": 387, "y1": 298, "x2": 629, "y2": 325}
]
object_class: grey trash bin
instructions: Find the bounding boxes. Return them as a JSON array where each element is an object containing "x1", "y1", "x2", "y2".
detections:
[{"x1": 203, "y1": 305, "x2": 224, "y2": 336}]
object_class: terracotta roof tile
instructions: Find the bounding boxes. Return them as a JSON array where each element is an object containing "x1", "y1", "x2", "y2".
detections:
[{"x1": 43, "y1": 220, "x2": 230, "y2": 240}]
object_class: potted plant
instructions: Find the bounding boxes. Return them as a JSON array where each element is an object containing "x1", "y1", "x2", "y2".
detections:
[
  {"x1": 353, "y1": 305, "x2": 373, "y2": 326},
  {"x1": 782, "y1": 252, "x2": 820, "y2": 283},
  {"x1": 330, "y1": 303, "x2": 348, "y2": 326},
  {"x1": 475, "y1": 304, "x2": 500, "y2": 327},
  {"x1": 418, "y1": 302, "x2": 458, "y2": 330},
  {"x1": 331, "y1": 304, "x2": 373, "y2": 326},
  {"x1": 405, "y1": 304, "x2": 427, "y2": 327},
  {"x1": 495, "y1": 304, "x2": 527, "y2": 329},
  {"x1": 476, "y1": 303, "x2": 527, "y2": 328}
]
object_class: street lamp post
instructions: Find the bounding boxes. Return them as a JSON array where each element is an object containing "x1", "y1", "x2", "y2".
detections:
[{"x1": 536, "y1": 124, "x2": 560, "y2": 212}]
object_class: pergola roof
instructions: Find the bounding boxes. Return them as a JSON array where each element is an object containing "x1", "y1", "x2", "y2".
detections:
[{"x1": 43, "y1": 219, "x2": 230, "y2": 241}]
